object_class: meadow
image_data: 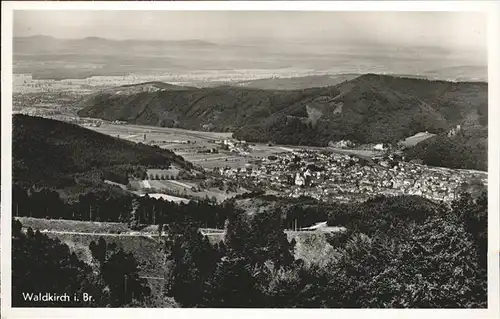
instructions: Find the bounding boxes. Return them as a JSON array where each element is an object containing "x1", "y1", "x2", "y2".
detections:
[
  {"x1": 88, "y1": 123, "x2": 240, "y2": 169},
  {"x1": 131, "y1": 179, "x2": 246, "y2": 203},
  {"x1": 88, "y1": 123, "x2": 289, "y2": 172}
]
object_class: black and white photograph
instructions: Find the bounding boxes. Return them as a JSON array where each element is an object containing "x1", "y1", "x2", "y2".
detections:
[{"x1": 1, "y1": 1, "x2": 499, "y2": 317}]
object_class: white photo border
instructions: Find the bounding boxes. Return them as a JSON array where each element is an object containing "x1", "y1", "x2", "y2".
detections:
[{"x1": 1, "y1": 1, "x2": 499, "y2": 318}]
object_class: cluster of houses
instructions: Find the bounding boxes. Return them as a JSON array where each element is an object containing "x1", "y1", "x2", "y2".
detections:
[
  {"x1": 75, "y1": 118, "x2": 105, "y2": 127},
  {"x1": 213, "y1": 148, "x2": 484, "y2": 204},
  {"x1": 328, "y1": 139, "x2": 389, "y2": 152},
  {"x1": 215, "y1": 139, "x2": 251, "y2": 156},
  {"x1": 447, "y1": 124, "x2": 462, "y2": 137}
]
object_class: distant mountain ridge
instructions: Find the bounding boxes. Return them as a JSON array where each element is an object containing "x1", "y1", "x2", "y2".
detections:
[
  {"x1": 13, "y1": 35, "x2": 223, "y2": 80},
  {"x1": 78, "y1": 74, "x2": 487, "y2": 146},
  {"x1": 14, "y1": 35, "x2": 218, "y2": 50},
  {"x1": 14, "y1": 35, "x2": 487, "y2": 82}
]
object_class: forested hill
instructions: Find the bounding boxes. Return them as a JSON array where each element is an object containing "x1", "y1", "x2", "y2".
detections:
[
  {"x1": 77, "y1": 74, "x2": 488, "y2": 146},
  {"x1": 404, "y1": 126, "x2": 487, "y2": 171},
  {"x1": 13, "y1": 115, "x2": 192, "y2": 193}
]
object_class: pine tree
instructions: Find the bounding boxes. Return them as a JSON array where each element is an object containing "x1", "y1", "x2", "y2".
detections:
[
  {"x1": 128, "y1": 198, "x2": 140, "y2": 230},
  {"x1": 89, "y1": 237, "x2": 151, "y2": 306},
  {"x1": 164, "y1": 222, "x2": 219, "y2": 307},
  {"x1": 12, "y1": 220, "x2": 108, "y2": 307}
]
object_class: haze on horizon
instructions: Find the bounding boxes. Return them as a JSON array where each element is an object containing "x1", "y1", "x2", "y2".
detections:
[{"x1": 14, "y1": 10, "x2": 487, "y2": 61}]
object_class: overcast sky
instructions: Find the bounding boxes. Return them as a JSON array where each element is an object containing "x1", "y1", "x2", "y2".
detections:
[{"x1": 14, "y1": 10, "x2": 487, "y2": 52}]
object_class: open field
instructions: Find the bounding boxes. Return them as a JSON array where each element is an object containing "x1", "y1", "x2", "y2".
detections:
[
  {"x1": 87, "y1": 123, "x2": 386, "y2": 171},
  {"x1": 139, "y1": 193, "x2": 190, "y2": 204},
  {"x1": 108, "y1": 177, "x2": 246, "y2": 203},
  {"x1": 142, "y1": 179, "x2": 195, "y2": 191},
  {"x1": 88, "y1": 123, "x2": 250, "y2": 170},
  {"x1": 86, "y1": 124, "x2": 300, "y2": 160},
  {"x1": 132, "y1": 179, "x2": 246, "y2": 203},
  {"x1": 400, "y1": 131, "x2": 436, "y2": 148},
  {"x1": 89, "y1": 123, "x2": 232, "y2": 144},
  {"x1": 87, "y1": 123, "x2": 373, "y2": 171}
]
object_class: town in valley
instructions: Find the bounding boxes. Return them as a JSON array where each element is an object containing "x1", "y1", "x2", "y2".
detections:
[{"x1": 8, "y1": 9, "x2": 490, "y2": 310}]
